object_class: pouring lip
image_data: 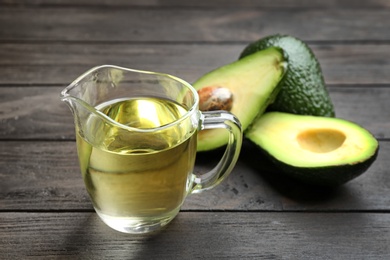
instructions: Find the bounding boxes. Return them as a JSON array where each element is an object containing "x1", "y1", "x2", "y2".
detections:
[
  {"x1": 60, "y1": 65, "x2": 111, "y2": 100},
  {"x1": 60, "y1": 65, "x2": 200, "y2": 133}
]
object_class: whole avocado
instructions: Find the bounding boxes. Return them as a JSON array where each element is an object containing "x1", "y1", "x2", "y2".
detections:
[{"x1": 240, "y1": 35, "x2": 335, "y2": 117}]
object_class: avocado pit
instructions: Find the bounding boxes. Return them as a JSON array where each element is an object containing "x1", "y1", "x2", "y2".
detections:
[{"x1": 197, "y1": 86, "x2": 233, "y2": 111}]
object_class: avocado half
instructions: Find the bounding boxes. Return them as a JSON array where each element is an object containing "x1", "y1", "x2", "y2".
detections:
[
  {"x1": 240, "y1": 34, "x2": 335, "y2": 117},
  {"x1": 193, "y1": 47, "x2": 286, "y2": 151},
  {"x1": 246, "y1": 112, "x2": 379, "y2": 186}
]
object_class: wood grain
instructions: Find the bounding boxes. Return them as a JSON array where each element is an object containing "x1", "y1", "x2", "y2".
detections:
[
  {"x1": 0, "y1": 140, "x2": 388, "y2": 211},
  {"x1": 1, "y1": 43, "x2": 390, "y2": 85},
  {"x1": 0, "y1": 86, "x2": 388, "y2": 140},
  {"x1": 1, "y1": 212, "x2": 389, "y2": 259},
  {"x1": 0, "y1": 1, "x2": 389, "y2": 259},
  {"x1": 2, "y1": 0, "x2": 390, "y2": 8},
  {"x1": 1, "y1": 7, "x2": 390, "y2": 42}
]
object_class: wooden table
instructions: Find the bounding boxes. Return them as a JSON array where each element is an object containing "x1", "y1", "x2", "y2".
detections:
[{"x1": 1, "y1": 0, "x2": 390, "y2": 259}]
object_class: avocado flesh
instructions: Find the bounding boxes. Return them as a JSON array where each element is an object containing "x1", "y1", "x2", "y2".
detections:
[
  {"x1": 193, "y1": 47, "x2": 286, "y2": 151},
  {"x1": 240, "y1": 34, "x2": 335, "y2": 117},
  {"x1": 246, "y1": 112, "x2": 379, "y2": 186}
]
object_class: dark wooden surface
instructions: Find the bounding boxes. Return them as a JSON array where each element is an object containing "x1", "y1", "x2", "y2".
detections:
[{"x1": 1, "y1": 0, "x2": 390, "y2": 259}]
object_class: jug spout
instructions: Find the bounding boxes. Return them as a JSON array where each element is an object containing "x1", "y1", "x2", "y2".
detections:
[
  {"x1": 61, "y1": 65, "x2": 125, "y2": 125},
  {"x1": 61, "y1": 88, "x2": 96, "y2": 139},
  {"x1": 60, "y1": 92, "x2": 77, "y2": 113},
  {"x1": 60, "y1": 83, "x2": 95, "y2": 126},
  {"x1": 60, "y1": 94, "x2": 87, "y2": 124},
  {"x1": 60, "y1": 66, "x2": 114, "y2": 139},
  {"x1": 60, "y1": 65, "x2": 130, "y2": 112}
]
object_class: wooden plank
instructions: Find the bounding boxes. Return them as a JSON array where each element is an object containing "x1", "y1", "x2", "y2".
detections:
[
  {"x1": 1, "y1": 43, "x2": 390, "y2": 85},
  {"x1": 0, "y1": 43, "x2": 242, "y2": 85},
  {"x1": 0, "y1": 87, "x2": 74, "y2": 140},
  {"x1": 0, "y1": 212, "x2": 389, "y2": 259},
  {"x1": 0, "y1": 140, "x2": 388, "y2": 211},
  {"x1": 0, "y1": 141, "x2": 90, "y2": 210},
  {"x1": 1, "y1": 7, "x2": 390, "y2": 42},
  {"x1": 2, "y1": 0, "x2": 390, "y2": 8},
  {"x1": 330, "y1": 86, "x2": 390, "y2": 140},
  {"x1": 0, "y1": 86, "x2": 388, "y2": 140}
]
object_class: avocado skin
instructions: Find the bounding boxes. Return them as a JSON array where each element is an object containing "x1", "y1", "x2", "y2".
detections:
[
  {"x1": 239, "y1": 34, "x2": 335, "y2": 117},
  {"x1": 256, "y1": 144, "x2": 379, "y2": 186}
]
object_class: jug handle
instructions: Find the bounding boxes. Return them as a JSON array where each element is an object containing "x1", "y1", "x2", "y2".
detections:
[{"x1": 191, "y1": 111, "x2": 243, "y2": 193}]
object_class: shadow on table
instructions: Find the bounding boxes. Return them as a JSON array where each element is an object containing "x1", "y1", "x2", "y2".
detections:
[
  {"x1": 238, "y1": 139, "x2": 351, "y2": 204},
  {"x1": 61, "y1": 212, "x2": 204, "y2": 259},
  {"x1": 195, "y1": 139, "x2": 350, "y2": 205}
]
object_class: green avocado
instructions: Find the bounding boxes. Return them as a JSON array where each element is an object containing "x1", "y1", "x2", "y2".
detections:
[
  {"x1": 245, "y1": 112, "x2": 379, "y2": 186},
  {"x1": 240, "y1": 34, "x2": 335, "y2": 117},
  {"x1": 193, "y1": 47, "x2": 286, "y2": 151}
]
